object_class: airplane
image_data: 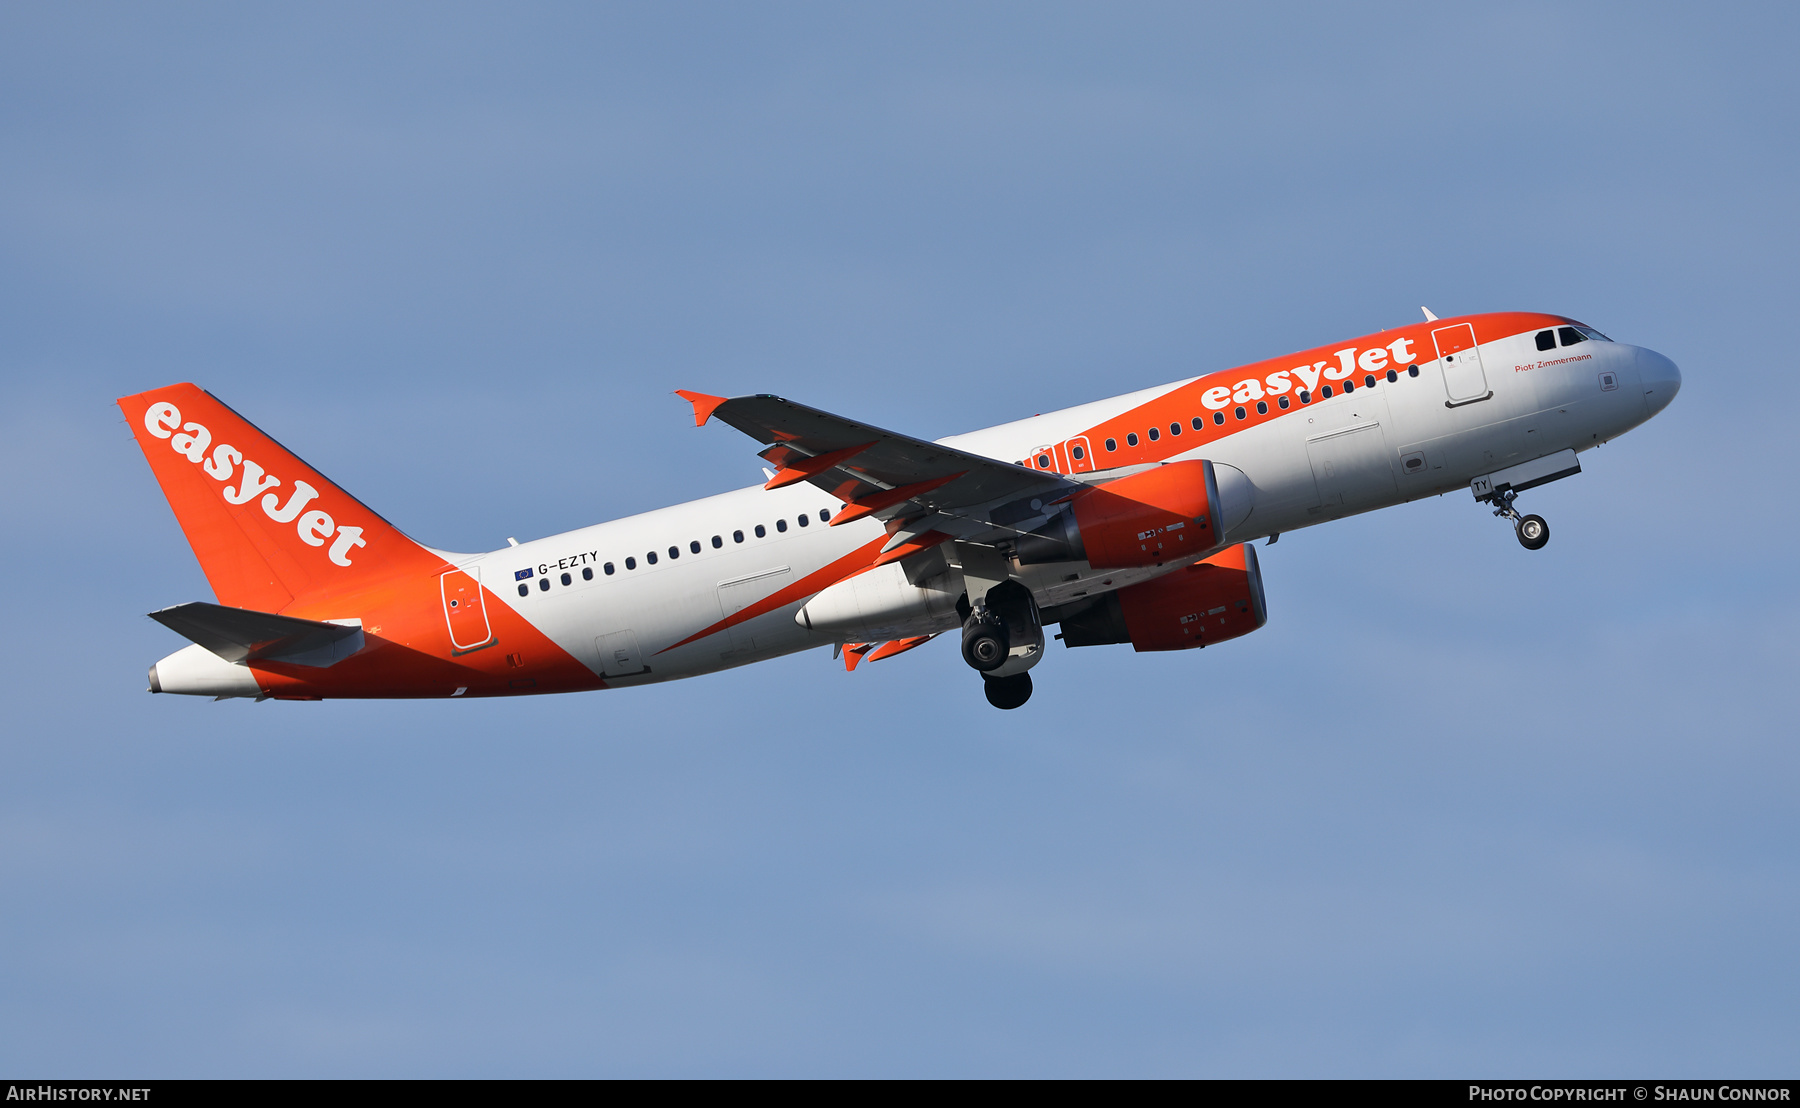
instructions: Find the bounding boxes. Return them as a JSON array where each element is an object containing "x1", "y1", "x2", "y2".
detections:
[{"x1": 124, "y1": 308, "x2": 1680, "y2": 710}]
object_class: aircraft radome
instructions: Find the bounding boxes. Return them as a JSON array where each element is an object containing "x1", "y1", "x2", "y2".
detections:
[{"x1": 125, "y1": 309, "x2": 1679, "y2": 710}]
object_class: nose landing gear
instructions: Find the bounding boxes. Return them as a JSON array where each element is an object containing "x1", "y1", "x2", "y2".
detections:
[{"x1": 1490, "y1": 488, "x2": 1550, "y2": 550}]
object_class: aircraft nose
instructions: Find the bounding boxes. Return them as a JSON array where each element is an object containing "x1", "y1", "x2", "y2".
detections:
[{"x1": 1638, "y1": 347, "x2": 1681, "y2": 416}]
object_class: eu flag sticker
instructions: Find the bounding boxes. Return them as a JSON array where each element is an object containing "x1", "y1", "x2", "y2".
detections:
[{"x1": 515, "y1": 568, "x2": 534, "y2": 581}]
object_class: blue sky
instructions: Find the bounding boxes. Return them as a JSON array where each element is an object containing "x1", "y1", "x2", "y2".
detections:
[{"x1": 2, "y1": 1, "x2": 1796, "y2": 1076}]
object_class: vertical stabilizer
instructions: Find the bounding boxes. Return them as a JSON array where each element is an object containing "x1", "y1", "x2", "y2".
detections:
[{"x1": 119, "y1": 384, "x2": 441, "y2": 611}]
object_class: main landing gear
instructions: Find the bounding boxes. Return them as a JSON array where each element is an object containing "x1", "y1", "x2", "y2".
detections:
[
  {"x1": 960, "y1": 580, "x2": 1045, "y2": 710},
  {"x1": 983, "y1": 673, "x2": 1033, "y2": 710},
  {"x1": 1490, "y1": 488, "x2": 1550, "y2": 551}
]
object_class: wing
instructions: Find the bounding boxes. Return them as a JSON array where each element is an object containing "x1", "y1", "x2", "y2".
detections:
[{"x1": 677, "y1": 391, "x2": 1081, "y2": 548}]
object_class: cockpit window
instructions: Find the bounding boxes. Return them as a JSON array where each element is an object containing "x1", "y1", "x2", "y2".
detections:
[
  {"x1": 1558, "y1": 326, "x2": 1586, "y2": 347},
  {"x1": 1536, "y1": 330, "x2": 1555, "y2": 351},
  {"x1": 1575, "y1": 325, "x2": 1612, "y2": 342}
]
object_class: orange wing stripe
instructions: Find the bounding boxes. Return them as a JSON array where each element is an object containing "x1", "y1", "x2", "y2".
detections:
[
  {"x1": 865, "y1": 635, "x2": 934, "y2": 663},
  {"x1": 828, "y1": 473, "x2": 965, "y2": 526},
  {"x1": 763, "y1": 441, "x2": 876, "y2": 490},
  {"x1": 870, "y1": 529, "x2": 953, "y2": 568}
]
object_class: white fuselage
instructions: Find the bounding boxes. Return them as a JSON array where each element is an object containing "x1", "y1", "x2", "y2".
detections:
[{"x1": 470, "y1": 329, "x2": 1675, "y2": 686}]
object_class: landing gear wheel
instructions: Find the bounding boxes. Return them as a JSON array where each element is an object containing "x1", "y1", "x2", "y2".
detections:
[
  {"x1": 961, "y1": 616, "x2": 1009, "y2": 672},
  {"x1": 983, "y1": 673, "x2": 1032, "y2": 710},
  {"x1": 1489, "y1": 488, "x2": 1549, "y2": 551},
  {"x1": 1516, "y1": 514, "x2": 1549, "y2": 550}
]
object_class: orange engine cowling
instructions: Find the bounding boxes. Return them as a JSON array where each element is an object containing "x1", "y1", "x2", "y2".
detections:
[
  {"x1": 1016, "y1": 459, "x2": 1222, "y2": 569},
  {"x1": 1057, "y1": 542, "x2": 1267, "y2": 652}
]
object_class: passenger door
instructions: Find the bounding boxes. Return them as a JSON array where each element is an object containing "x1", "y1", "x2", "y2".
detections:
[
  {"x1": 1432, "y1": 322, "x2": 1492, "y2": 406},
  {"x1": 440, "y1": 568, "x2": 494, "y2": 653}
]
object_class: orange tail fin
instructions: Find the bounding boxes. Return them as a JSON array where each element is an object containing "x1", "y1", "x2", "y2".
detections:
[{"x1": 120, "y1": 384, "x2": 440, "y2": 612}]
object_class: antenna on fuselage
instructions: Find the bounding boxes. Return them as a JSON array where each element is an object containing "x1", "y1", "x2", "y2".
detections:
[{"x1": 1421, "y1": 306, "x2": 1439, "y2": 321}]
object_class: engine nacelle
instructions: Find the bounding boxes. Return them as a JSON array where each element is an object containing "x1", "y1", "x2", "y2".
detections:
[
  {"x1": 795, "y1": 561, "x2": 961, "y2": 641},
  {"x1": 1016, "y1": 459, "x2": 1223, "y2": 569},
  {"x1": 1057, "y1": 542, "x2": 1267, "y2": 651}
]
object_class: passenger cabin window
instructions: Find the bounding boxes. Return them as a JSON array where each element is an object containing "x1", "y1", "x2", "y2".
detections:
[
  {"x1": 712, "y1": 536, "x2": 723, "y2": 548},
  {"x1": 1105, "y1": 438, "x2": 1117, "y2": 451},
  {"x1": 1070, "y1": 446, "x2": 1085, "y2": 460},
  {"x1": 1256, "y1": 401, "x2": 1268, "y2": 414},
  {"x1": 1213, "y1": 412, "x2": 1225, "y2": 425},
  {"x1": 1170, "y1": 422, "x2": 1181, "y2": 436},
  {"x1": 1234, "y1": 406, "x2": 1246, "y2": 419},
  {"x1": 668, "y1": 546, "x2": 679, "y2": 559},
  {"x1": 691, "y1": 540, "x2": 703, "y2": 552},
  {"x1": 819, "y1": 509, "x2": 830, "y2": 522},
  {"x1": 1036, "y1": 454, "x2": 1051, "y2": 468},
  {"x1": 1559, "y1": 326, "x2": 1586, "y2": 347},
  {"x1": 1126, "y1": 433, "x2": 1139, "y2": 447},
  {"x1": 560, "y1": 572, "x2": 572, "y2": 586},
  {"x1": 1536, "y1": 330, "x2": 1556, "y2": 351},
  {"x1": 1191, "y1": 417, "x2": 1204, "y2": 431},
  {"x1": 518, "y1": 583, "x2": 529, "y2": 597},
  {"x1": 1147, "y1": 427, "x2": 1159, "y2": 442},
  {"x1": 734, "y1": 530, "x2": 745, "y2": 543},
  {"x1": 1278, "y1": 396, "x2": 1290, "y2": 409},
  {"x1": 797, "y1": 514, "x2": 809, "y2": 527},
  {"x1": 776, "y1": 519, "x2": 787, "y2": 532},
  {"x1": 755, "y1": 525, "x2": 766, "y2": 538},
  {"x1": 605, "y1": 562, "x2": 615, "y2": 575},
  {"x1": 538, "y1": 578, "x2": 550, "y2": 591},
  {"x1": 625, "y1": 557, "x2": 636, "y2": 570},
  {"x1": 582, "y1": 567, "x2": 593, "y2": 580}
]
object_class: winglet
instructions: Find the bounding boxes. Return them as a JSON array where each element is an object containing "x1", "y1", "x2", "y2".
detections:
[
  {"x1": 675, "y1": 390, "x2": 730, "y2": 428},
  {"x1": 1421, "y1": 306, "x2": 1439, "y2": 322}
]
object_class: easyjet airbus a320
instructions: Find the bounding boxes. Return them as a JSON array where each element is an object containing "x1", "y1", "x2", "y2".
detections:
[{"x1": 126, "y1": 309, "x2": 1679, "y2": 710}]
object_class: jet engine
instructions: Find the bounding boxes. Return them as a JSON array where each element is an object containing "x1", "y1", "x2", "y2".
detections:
[
  {"x1": 1056, "y1": 542, "x2": 1267, "y2": 651},
  {"x1": 1015, "y1": 459, "x2": 1224, "y2": 569},
  {"x1": 795, "y1": 561, "x2": 961, "y2": 641}
]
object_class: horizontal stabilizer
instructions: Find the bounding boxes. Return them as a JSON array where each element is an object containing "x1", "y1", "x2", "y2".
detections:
[{"x1": 149, "y1": 602, "x2": 364, "y2": 668}]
